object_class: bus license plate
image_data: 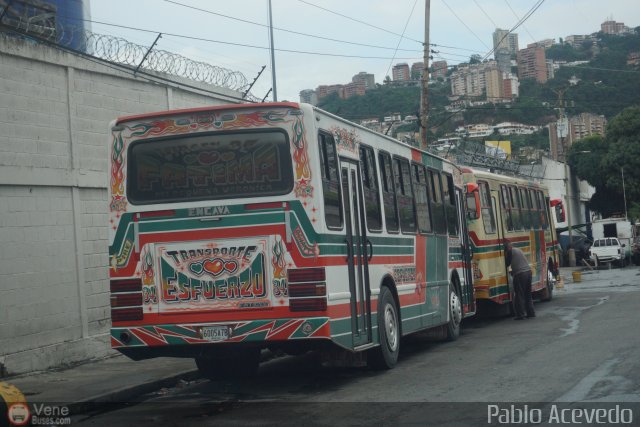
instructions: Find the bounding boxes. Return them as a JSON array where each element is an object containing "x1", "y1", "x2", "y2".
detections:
[{"x1": 201, "y1": 326, "x2": 229, "y2": 342}]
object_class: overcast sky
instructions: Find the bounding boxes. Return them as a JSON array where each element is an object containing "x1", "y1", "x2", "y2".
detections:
[{"x1": 88, "y1": 0, "x2": 640, "y2": 102}]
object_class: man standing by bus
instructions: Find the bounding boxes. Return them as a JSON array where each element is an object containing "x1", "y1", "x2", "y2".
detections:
[{"x1": 504, "y1": 240, "x2": 535, "y2": 320}]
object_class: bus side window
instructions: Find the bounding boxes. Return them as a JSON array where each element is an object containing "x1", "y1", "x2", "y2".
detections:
[
  {"x1": 443, "y1": 173, "x2": 458, "y2": 236},
  {"x1": 509, "y1": 185, "x2": 523, "y2": 230},
  {"x1": 359, "y1": 145, "x2": 382, "y2": 232},
  {"x1": 428, "y1": 169, "x2": 447, "y2": 234},
  {"x1": 411, "y1": 163, "x2": 432, "y2": 234},
  {"x1": 501, "y1": 185, "x2": 514, "y2": 232},
  {"x1": 394, "y1": 157, "x2": 417, "y2": 233},
  {"x1": 378, "y1": 151, "x2": 399, "y2": 233},
  {"x1": 527, "y1": 189, "x2": 539, "y2": 229},
  {"x1": 519, "y1": 187, "x2": 531, "y2": 229},
  {"x1": 539, "y1": 191, "x2": 549, "y2": 230},
  {"x1": 479, "y1": 181, "x2": 496, "y2": 234},
  {"x1": 318, "y1": 132, "x2": 343, "y2": 229}
]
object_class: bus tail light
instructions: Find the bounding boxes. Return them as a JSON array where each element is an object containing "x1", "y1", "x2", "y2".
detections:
[
  {"x1": 289, "y1": 283, "x2": 326, "y2": 297},
  {"x1": 288, "y1": 267, "x2": 327, "y2": 311},
  {"x1": 111, "y1": 278, "x2": 143, "y2": 322},
  {"x1": 288, "y1": 267, "x2": 326, "y2": 283},
  {"x1": 110, "y1": 293, "x2": 143, "y2": 307},
  {"x1": 290, "y1": 298, "x2": 327, "y2": 312},
  {"x1": 110, "y1": 279, "x2": 142, "y2": 293}
]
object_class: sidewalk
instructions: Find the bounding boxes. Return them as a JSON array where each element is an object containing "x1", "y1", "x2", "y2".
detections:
[{"x1": 3, "y1": 355, "x2": 198, "y2": 413}]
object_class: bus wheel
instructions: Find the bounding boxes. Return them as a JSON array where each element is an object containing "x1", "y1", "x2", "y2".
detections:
[
  {"x1": 540, "y1": 276, "x2": 553, "y2": 302},
  {"x1": 369, "y1": 286, "x2": 400, "y2": 370},
  {"x1": 445, "y1": 283, "x2": 462, "y2": 341},
  {"x1": 195, "y1": 348, "x2": 260, "y2": 380}
]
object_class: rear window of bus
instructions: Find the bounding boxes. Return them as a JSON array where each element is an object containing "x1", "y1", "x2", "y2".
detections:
[{"x1": 127, "y1": 130, "x2": 294, "y2": 204}]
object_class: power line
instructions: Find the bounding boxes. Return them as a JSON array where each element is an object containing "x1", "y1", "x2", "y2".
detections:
[
  {"x1": 482, "y1": 0, "x2": 546, "y2": 61},
  {"x1": 430, "y1": 43, "x2": 484, "y2": 54},
  {"x1": 441, "y1": 0, "x2": 491, "y2": 50},
  {"x1": 297, "y1": 0, "x2": 423, "y2": 44},
  {"x1": 60, "y1": 17, "x2": 424, "y2": 60},
  {"x1": 163, "y1": 0, "x2": 424, "y2": 53},
  {"x1": 384, "y1": 0, "x2": 419, "y2": 80},
  {"x1": 504, "y1": 0, "x2": 537, "y2": 44},
  {"x1": 431, "y1": 49, "x2": 474, "y2": 59},
  {"x1": 296, "y1": 0, "x2": 483, "y2": 55},
  {"x1": 473, "y1": 0, "x2": 498, "y2": 28}
]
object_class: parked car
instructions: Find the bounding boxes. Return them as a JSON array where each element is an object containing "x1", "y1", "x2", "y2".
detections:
[{"x1": 588, "y1": 238, "x2": 626, "y2": 267}]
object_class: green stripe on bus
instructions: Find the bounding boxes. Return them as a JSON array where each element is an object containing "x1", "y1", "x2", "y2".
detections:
[
  {"x1": 139, "y1": 212, "x2": 285, "y2": 233},
  {"x1": 489, "y1": 284, "x2": 510, "y2": 297}
]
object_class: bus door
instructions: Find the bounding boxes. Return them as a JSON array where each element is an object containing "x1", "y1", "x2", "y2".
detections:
[
  {"x1": 340, "y1": 159, "x2": 372, "y2": 347},
  {"x1": 494, "y1": 194, "x2": 514, "y2": 302},
  {"x1": 456, "y1": 188, "x2": 475, "y2": 314}
]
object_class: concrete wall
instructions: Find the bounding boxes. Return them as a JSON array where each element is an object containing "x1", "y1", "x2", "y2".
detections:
[
  {"x1": 0, "y1": 34, "x2": 241, "y2": 375},
  {"x1": 541, "y1": 156, "x2": 595, "y2": 242}
]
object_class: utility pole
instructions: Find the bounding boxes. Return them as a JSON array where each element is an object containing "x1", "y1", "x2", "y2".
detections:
[
  {"x1": 622, "y1": 167, "x2": 628, "y2": 220},
  {"x1": 419, "y1": 0, "x2": 431, "y2": 150},
  {"x1": 554, "y1": 87, "x2": 575, "y2": 267},
  {"x1": 268, "y1": 0, "x2": 277, "y2": 101}
]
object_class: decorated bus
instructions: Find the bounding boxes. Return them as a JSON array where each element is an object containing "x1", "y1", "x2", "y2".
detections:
[
  {"x1": 462, "y1": 168, "x2": 561, "y2": 312},
  {"x1": 108, "y1": 102, "x2": 475, "y2": 376}
]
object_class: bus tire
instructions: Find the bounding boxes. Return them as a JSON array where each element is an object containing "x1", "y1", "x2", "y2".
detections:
[
  {"x1": 445, "y1": 282, "x2": 462, "y2": 341},
  {"x1": 195, "y1": 348, "x2": 260, "y2": 380},
  {"x1": 369, "y1": 286, "x2": 400, "y2": 370},
  {"x1": 540, "y1": 276, "x2": 553, "y2": 302}
]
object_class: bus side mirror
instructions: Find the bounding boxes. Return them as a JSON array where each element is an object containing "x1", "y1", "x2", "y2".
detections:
[
  {"x1": 550, "y1": 199, "x2": 565, "y2": 222},
  {"x1": 465, "y1": 183, "x2": 480, "y2": 220}
]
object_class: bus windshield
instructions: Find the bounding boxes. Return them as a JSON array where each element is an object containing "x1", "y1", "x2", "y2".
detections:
[{"x1": 127, "y1": 130, "x2": 293, "y2": 204}]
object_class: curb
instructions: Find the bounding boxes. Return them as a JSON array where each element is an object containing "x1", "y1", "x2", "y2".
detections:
[{"x1": 67, "y1": 369, "x2": 200, "y2": 414}]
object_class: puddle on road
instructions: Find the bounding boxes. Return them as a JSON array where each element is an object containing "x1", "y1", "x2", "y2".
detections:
[{"x1": 548, "y1": 296, "x2": 609, "y2": 337}]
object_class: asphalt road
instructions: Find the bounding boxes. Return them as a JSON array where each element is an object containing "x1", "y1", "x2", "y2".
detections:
[{"x1": 76, "y1": 267, "x2": 640, "y2": 426}]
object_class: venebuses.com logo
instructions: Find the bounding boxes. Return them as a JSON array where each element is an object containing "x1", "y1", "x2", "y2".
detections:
[{"x1": 1, "y1": 382, "x2": 70, "y2": 427}]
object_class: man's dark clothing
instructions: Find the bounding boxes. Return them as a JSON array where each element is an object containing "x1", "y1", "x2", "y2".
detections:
[
  {"x1": 513, "y1": 270, "x2": 534, "y2": 318},
  {"x1": 506, "y1": 246, "x2": 535, "y2": 319}
]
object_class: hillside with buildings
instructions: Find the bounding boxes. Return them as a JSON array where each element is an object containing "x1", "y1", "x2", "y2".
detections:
[{"x1": 301, "y1": 19, "x2": 640, "y2": 165}]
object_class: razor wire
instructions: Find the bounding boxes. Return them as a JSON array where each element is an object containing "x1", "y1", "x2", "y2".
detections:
[{"x1": 0, "y1": 0, "x2": 252, "y2": 95}]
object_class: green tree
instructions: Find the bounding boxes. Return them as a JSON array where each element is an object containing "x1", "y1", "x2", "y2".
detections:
[
  {"x1": 569, "y1": 106, "x2": 640, "y2": 219},
  {"x1": 469, "y1": 54, "x2": 482, "y2": 64}
]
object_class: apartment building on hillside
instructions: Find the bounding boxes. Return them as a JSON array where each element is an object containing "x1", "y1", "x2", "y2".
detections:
[
  {"x1": 392, "y1": 63, "x2": 411, "y2": 81},
  {"x1": 517, "y1": 44, "x2": 548, "y2": 83},
  {"x1": 493, "y1": 29, "x2": 519, "y2": 56},
  {"x1": 549, "y1": 113, "x2": 607, "y2": 161}
]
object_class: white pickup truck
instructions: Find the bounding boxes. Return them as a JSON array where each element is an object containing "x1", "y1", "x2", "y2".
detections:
[{"x1": 589, "y1": 237, "x2": 626, "y2": 267}]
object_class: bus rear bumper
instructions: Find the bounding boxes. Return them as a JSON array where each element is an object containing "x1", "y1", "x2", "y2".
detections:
[{"x1": 111, "y1": 317, "x2": 331, "y2": 353}]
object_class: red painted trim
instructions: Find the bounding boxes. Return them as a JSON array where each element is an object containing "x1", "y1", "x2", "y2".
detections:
[
  {"x1": 113, "y1": 303, "x2": 349, "y2": 327},
  {"x1": 116, "y1": 102, "x2": 301, "y2": 125},
  {"x1": 469, "y1": 231, "x2": 529, "y2": 246}
]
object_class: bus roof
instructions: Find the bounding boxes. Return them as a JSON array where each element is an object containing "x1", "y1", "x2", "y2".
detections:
[
  {"x1": 462, "y1": 167, "x2": 546, "y2": 189},
  {"x1": 310, "y1": 105, "x2": 455, "y2": 168},
  {"x1": 113, "y1": 101, "x2": 456, "y2": 170},
  {"x1": 115, "y1": 102, "x2": 301, "y2": 125}
]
